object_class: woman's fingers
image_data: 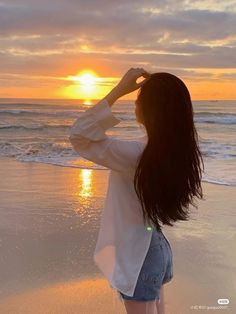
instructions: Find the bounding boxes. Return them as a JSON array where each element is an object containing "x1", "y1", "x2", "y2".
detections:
[
  {"x1": 142, "y1": 72, "x2": 151, "y2": 78},
  {"x1": 129, "y1": 67, "x2": 149, "y2": 74},
  {"x1": 131, "y1": 68, "x2": 151, "y2": 87},
  {"x1": 137, "y1": 68, "x2": 151, "y2": 78},
  {"x1": 129, "y1": 68, "x2": 151, "y2": 81},
  {"x1": 136, "y1": 76, "x2": 151, "y2": 88}
]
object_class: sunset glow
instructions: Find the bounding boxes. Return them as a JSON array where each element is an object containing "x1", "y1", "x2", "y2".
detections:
[
  {"x1": 0, "y1": 1, "x2": 235, "y2": 100},
  {"x1": 60, "y1": 70, "x2": 100, "y2": 101}
]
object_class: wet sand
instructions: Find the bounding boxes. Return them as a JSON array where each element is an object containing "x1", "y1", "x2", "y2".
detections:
[{"x1": 0, "y1": 157, "x2": 235, "y2": 313}]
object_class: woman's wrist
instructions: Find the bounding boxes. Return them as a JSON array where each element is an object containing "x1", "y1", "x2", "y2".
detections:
[{"x1": 104, "y1": 86, "x2": 123, "y2": 107}]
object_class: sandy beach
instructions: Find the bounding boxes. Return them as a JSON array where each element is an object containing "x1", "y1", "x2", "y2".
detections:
[{"x1": 0, "y1": 156, "x2": 235, "y2": 313}]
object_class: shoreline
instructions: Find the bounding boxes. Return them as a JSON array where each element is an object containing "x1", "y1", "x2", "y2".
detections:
[{"x1": 0, "y1": 156, "x2": 234, "y2": 188}]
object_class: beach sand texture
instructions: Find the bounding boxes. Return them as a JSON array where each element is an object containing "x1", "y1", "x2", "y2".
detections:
[{"x1": 0, "y1": 157, "x2": 235, "y2": 313}]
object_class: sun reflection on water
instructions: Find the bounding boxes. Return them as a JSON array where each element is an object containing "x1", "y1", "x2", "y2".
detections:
[
  {"x1": 79, "y1": 169, "x2": 93, "y2": 198},
  {"x1": 73, "y1": 169, "x2": 94, "y2": 218}
]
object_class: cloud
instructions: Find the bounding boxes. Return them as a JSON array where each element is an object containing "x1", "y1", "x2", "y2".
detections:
[
  {"x1": 0, "y1": 0, "x2": 235, "y2": 92},
  {"x1": 0, "y1": 1, "x2": 235, "y2": 40}
]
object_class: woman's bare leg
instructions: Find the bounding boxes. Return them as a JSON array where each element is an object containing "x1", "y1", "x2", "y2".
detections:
[
  {"x1": 156, "y1": 285, "x2": 165, "y2": 314},
  {"x1": 123, "y1": 300, "x2": 158, "y2": 314},
  {"x1": 123, "y1": 300, "x2": 147, "y2": 314}
]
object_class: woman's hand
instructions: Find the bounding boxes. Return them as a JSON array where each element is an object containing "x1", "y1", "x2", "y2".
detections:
[
  {"x1": 114, "y1": 67, "x2": 151, "y2": 97},
  {"x1": 104, "y1": 68, "x2": 151, "y2": 106}
]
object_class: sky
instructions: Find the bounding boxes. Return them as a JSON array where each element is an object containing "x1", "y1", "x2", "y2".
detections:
[{"x1": 0, "y1": 0, "x2": 236, "y2": 100}]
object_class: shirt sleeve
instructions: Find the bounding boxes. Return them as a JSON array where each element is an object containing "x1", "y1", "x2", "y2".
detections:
[{"x1": 68, "y1": 98, "x2": 142, "y2": 173}]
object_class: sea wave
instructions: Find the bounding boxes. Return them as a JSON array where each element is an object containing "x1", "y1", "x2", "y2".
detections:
[
  {"x1": 0, "y1": 123, "x2": 138, "y2": 131},
  {"x1": 202, "y1": 177, "x2": 236, "y2": 187},
  {"x1": 0, "y1": 109, "x2": 79, "y2": 118},
  {"x1": 194, "y1": 113, "x2": 236, "y2": 125},
  {"x1": 0, "y1": 140, "x2": 235, "y2": 187},
  {"x1": 0, "y1": 124, "x2": 70, "y2": 131},
  {"x1": 1, "y1": 108, "x2": 236, "y2": 125}
]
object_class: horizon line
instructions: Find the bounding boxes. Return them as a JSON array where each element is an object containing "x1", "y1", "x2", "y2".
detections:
[{"x1": 0, "y1": 97, "x2": 235, "y2": 102}]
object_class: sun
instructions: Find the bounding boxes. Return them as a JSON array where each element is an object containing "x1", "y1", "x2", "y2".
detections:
[
  {"x1": 61, "y1": 70, "x2": 100, "y2": 102},
  {"x1": 70, "y1": 70, "x2": 97, "y2": 87},
  {"x1": 78, "y1": 73, "x2": 96, "y2": 86}
]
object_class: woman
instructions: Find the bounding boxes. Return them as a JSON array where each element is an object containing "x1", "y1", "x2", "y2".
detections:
[{"x1": 69, "y1": 68, "x2": 204, "y2": 314}]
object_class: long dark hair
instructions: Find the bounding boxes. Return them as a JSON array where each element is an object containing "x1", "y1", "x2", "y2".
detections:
[{"x1": 134, "y1": 72, "x2": 205, "y2": 229}]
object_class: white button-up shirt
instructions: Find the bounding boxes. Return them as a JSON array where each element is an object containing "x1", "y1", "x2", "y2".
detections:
[{"x1": 69, "y1": 98, "x2": 155, "y2": 296}]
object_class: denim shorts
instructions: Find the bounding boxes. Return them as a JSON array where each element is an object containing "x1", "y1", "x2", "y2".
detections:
[{"x1": 117, "y1": 227, "x2": 173, "y2": 302}]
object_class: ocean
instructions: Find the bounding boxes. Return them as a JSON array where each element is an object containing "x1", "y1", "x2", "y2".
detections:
[{"x1": 0, "y1": 98, "x2": 235, "y2": 187}]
